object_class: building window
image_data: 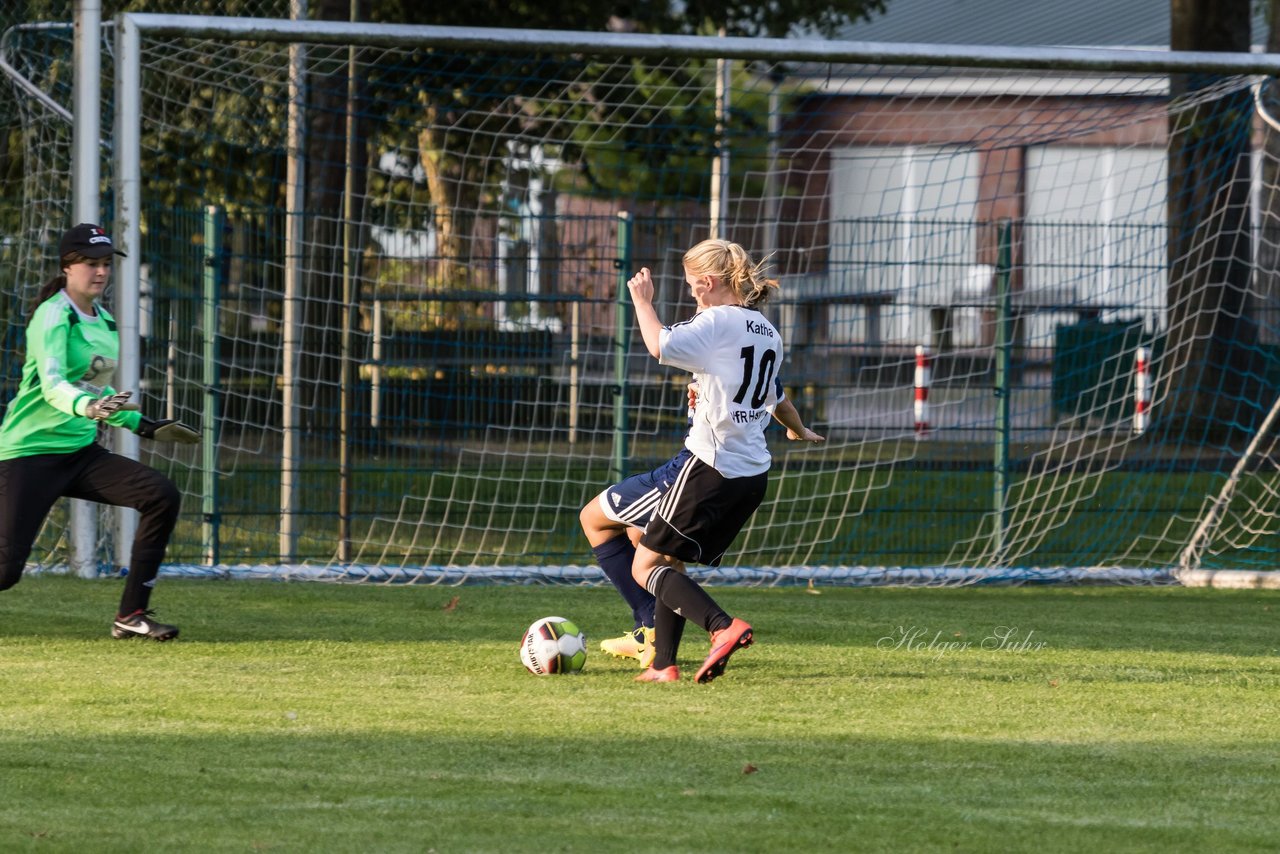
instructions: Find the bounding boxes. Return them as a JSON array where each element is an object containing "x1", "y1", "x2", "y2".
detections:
[{"x1": 829, "y1": 146, "x2": 978, "y2": 345}]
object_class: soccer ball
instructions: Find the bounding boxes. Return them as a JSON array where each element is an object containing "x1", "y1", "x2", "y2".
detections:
[{"x1": 520, "y1": 616, "x2": 587, "y2": 675}]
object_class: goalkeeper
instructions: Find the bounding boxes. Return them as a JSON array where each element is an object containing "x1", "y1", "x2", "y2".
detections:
[{"x1": 0, "y1": 223, "x2": 198, "y2": 641}]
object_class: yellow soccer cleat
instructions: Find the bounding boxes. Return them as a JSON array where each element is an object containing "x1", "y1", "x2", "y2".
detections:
[{"x1": 600, "y1": 626, "x2": 655, "y2": 667}]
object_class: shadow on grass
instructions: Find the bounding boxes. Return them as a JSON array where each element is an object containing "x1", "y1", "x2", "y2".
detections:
[{"x1": 0, "y1": 731, "x2": 1276, "y2": 852}]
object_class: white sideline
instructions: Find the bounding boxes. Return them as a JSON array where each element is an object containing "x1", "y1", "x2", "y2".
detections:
[
  {"x1": 26, "y1": 563, "x2": 1177, "y2": 586},
  {"x1": 34, "y1": 564, "x2": 1280, "y2": 588},
  {"x1": 1174, "y1": 569, "x2": 1280, "y2": 590}
]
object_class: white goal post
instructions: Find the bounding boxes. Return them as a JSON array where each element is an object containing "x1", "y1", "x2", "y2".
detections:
[{"x1": 12, "y1": 12, "x2": 1280, "y2": 584}]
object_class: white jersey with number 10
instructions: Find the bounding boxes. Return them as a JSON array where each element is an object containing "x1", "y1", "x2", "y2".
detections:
[{"x1": 658, "y1": 304, "x2": 783, "y2": 479}]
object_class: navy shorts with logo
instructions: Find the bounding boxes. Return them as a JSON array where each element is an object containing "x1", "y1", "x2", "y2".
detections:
[{"x1": 597, "y1": 448, "x2": 694, "y2": 530}]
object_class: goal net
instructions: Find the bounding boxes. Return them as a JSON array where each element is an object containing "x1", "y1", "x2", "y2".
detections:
[{"x1": 7, "y1": 15, "x2": 1280, "y2": 585}]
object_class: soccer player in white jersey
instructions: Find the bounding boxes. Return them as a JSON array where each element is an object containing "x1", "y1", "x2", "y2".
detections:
[
  {"x1": 625, "y1": 238, "x2": 789, "y2": 684},
  {"x1": 585, "y1": 385, "x2": 822, "y2": 670}
]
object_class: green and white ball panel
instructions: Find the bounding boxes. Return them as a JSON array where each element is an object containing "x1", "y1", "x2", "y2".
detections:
[{"x1": 520, "y1": 616, "x2": 588, "y2": 675}]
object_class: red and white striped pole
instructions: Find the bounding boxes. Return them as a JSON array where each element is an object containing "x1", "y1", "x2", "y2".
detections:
[
  {"x1": 1133, "y1": 346, "x2": 1150, "y2": 435},
  {"x1": 914, "y1": 345, "x2": 931, "y2": 437}
]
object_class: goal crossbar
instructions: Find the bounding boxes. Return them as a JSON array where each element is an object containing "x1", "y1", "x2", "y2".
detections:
[{"x1": 120, "y1": 13, "x2": 1280, "y2": 75}]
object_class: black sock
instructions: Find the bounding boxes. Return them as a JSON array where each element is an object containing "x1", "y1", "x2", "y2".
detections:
[
  {"x1": 652, "y1": 600, "x2": 686, "y2": 669},
  {"x1": 118, "y1": 543, "x2": 164, "y2": 616},
  {"x1": 646, "y1": 566, "x2": 730, "y2": 633},
  {"x1": 592, "y1": 536, "x2": 656, "y2": 629}
]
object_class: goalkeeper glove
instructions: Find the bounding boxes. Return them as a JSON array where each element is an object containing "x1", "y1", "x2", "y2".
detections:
[
  {"x1": 85, "y1": 391, "x2": 139, "y2": 420},
  {"x1": 135, "y1": 416, "x2": 200, "y2": 444}
]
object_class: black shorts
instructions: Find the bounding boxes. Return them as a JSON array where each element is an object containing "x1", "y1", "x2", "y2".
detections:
[{"x1": 640, "y1": 454, "x2": 768, "y2": 567}]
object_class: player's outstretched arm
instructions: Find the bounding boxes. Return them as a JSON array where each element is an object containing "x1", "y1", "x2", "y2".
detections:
[
  {"x1": 773, "y1": 397, "x2": 825, "y2": 443},
  {"x1": 135, "y1": 416, "x2": 200, "y2": 444}
]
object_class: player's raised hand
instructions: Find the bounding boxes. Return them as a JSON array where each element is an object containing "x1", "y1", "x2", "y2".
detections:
[
  {"x1": 787, "y1": 426, "x2": 826, "y2": 443},
  {"x1": 85, "y1": 390, "x2": 138, "y2": 420},
  {"x1": 627, "y1": 267, "x2": 654, "y2": 304}
]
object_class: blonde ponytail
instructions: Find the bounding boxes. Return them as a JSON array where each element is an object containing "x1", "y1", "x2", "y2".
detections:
[{"x1": 682, "y1": 239, "x2": 779, "y2": 308}]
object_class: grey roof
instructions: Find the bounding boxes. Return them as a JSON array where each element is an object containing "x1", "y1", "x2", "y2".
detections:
[{"x1": 840, "y1": 0, "x2": 1269, "y2": 48}]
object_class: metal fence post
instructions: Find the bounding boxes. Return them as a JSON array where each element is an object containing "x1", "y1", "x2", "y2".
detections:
[
  {"x1": 993, "y1": 219, "x2": 1013, "y2": 563},
  {"x1": 202, "y1": 206, "x2": 223, "y2": 566},
  {"x1": 612, "y1": 211, "x2": 633, "y2": 483}
]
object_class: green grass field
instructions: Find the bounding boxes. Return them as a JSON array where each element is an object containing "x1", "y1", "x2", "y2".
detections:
[{"x1": 1, "y1": 578, "x2": 1277, "y2": 852}]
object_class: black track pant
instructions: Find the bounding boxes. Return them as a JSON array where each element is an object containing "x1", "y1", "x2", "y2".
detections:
[{"x1": 0, "y1": 442, "x2": 181, "y2": 615}]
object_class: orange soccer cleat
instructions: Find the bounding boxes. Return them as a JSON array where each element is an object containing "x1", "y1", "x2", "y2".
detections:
[
  {"x1": 694, "y1": 618, "x2": 753, "y2": 684},
  {"x1": 634, "y1": 665, "x2": 680, "y2": 683}
]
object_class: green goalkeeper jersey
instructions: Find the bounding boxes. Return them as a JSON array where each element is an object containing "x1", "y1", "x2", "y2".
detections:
[{"x1": 0, "y1": 290, "x2": 141, "y2": 460}]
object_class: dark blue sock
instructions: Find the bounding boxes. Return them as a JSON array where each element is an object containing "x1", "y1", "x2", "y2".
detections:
[{"x1": 592, "y1": 535, "x2": 655, "y2": 629}]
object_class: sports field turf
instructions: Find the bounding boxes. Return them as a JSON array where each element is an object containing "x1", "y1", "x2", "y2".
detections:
[{"x1": 1, "y1": 577, "x2": 1277, "y2": 852}]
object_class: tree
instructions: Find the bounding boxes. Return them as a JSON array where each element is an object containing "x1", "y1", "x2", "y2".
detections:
[
  {"x1": 1261, "y1": 0, "x2": 1280, "y2": 414},
  {"x1": 367, "y1": 0, "x2": 886, "y2": 289},
  {"x1": 1165, "y1": 0, "x2": 1256, "y2": 442},
  {"x1": 258, "y1": 1, "x2": 885, "y2": 427},
  {"x1": 3, "y1": 0, "x2": 889, "y2": 428},
  {"x1": 376, "y1": 0, "x2": 886, "y2": 39}
]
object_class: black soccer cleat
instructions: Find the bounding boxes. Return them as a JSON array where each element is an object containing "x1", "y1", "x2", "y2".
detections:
[{"x1": 112, "y1": 609, "x2": 180, "y2": 641}]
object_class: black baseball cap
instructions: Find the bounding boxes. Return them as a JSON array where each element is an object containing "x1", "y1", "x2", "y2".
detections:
[{"x1": 58, "y1": 223, "x2": 126, "y2": 260}]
